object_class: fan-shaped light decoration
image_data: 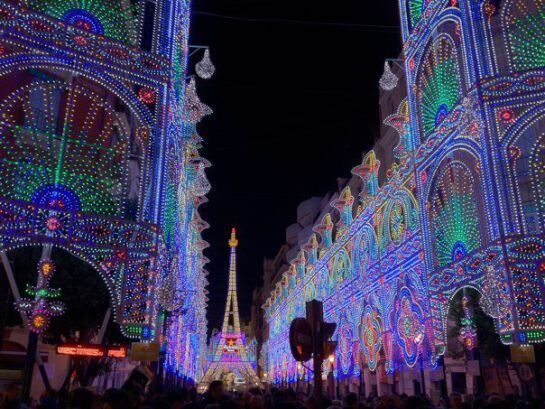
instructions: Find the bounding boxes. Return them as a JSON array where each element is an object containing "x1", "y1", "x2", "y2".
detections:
[
  {"x1": 419, "y1": 38, "x2": 462, "y2": 136},
  {"x1": 28, "y1": 0, "x2": 138, "y2": 45},
  {"x1": 379, "y1": 62, "x2": 399, "y2": 91},
  {"x1": 430, "y1": 162, "x2": 481, "y2": 267},
  {"x1": 0, "y1": 81, "x2": 130, "y2": 217},
  {"x1": 183, "y1": 78, "x2": 213, "y2": 124},
  {"x1": 196, "y1": 49, "x2": 215, "y2": 79}
]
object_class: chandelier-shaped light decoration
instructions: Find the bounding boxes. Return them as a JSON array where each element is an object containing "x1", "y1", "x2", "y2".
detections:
[
  {"x1": 183, "y1": 78, "x2": 213, "y2": 124},
  {"x1": 16, "y1": 259, "x2": 65, "y2": 333},
  {"x1": 196, "y1": 48, "x2": 215, "y2": 79},
  {"x1": 379, "y1": 61, "x2": 399, "y2": 91}
]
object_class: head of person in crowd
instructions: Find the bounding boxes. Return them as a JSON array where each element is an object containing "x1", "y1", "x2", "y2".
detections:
[
  {"x1": 449, "y1": 393, "x2": 463, "y2": 409},
  {"x1": 208, "y1": 381, "x2": 224, "y2": 403},
  {"x1": 102, "y1": 388, "x2": 131, "y2": 409},
  {"x1": 344, "y1": 393, "x2": 358, "y2": 409}
]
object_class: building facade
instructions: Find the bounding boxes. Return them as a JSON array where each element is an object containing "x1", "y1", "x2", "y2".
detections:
[
  {"x1": 0, "y1": 0, "x2": 210, "y2": 383},
  {"x1": 262, "y1": 0, "x2": 545, "y2": 397}
]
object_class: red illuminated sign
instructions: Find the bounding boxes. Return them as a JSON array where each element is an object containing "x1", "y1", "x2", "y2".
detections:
[
  {"x1": 107, "y1": 347, "x2": 127, "y2": 358},
  {"x1": 56, "y1": 344, "x2": 127, "y2": 359}
]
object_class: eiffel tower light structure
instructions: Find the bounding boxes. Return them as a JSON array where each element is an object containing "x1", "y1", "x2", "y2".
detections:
[{"x1": 200, "y1": 228, "x2": 259, "y2": 388}]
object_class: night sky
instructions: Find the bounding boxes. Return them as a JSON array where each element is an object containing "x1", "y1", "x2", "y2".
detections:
[{"x1": 189, "y1": 0, "x2": 402, "y2": 332}]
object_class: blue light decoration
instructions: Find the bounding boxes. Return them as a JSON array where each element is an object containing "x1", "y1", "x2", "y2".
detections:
[
  {"x1": 262, "y1": 0, "x2": 545, "y2": 392},
  {"x1": 0, "y1": 0, "x2": 210, "y2": 384}
]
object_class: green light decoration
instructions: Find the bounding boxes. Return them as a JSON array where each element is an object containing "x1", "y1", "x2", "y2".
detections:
[
  {"x1": 163, "y1": 178, "x2": 178, "y2": 246},
  {"x1": 419, "y1": 38, "x2": 462, "y2": 137},
  {"x1": 430, "y1": 162, "x2": 482, "y2": 267},
  {"x1": 24, "y1": 284, "x2": 62, "y2": 299},
  {"x1": 408, "y1": 0, "x2": 426, "y2": 29},
  {"x1": 0, "y1": 80, "x2": 129, "y2": 217},
  {"x1": 389, "y1": 202, "x2": 407, "y2": 243},
  {"x1": 28, "y1": 0, "x2": 137, "y2": 45},
  {"x1": 505, "y1": 0, "x2": 545, "y2": 71}
]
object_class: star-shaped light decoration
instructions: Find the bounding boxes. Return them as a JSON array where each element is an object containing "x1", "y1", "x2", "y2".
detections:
[{"x1": 183, "y1": 78, "x2": 213, "y2": 124}]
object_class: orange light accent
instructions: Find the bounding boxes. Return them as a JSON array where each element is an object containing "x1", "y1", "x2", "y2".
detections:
[
  {"x1": 228, "y1": 227, "x2": 238, "y2": 247},
  {"x1": 32, "y1": 314, "x2": 47, "y2": 329},
  {"x1": 107, "y1": 347, "x2": 127, "y2": 358},
  {"x1": 41, "y1": 261, "x2": 54, "y2": 276},
  {"x1": 56, "y1": 344, "x2": 127, "y2": 358}
]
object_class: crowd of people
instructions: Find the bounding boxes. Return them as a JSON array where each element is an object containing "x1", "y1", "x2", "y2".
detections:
[{"x1": 1, "y1": 377, "x2": 543, "y2": 409}]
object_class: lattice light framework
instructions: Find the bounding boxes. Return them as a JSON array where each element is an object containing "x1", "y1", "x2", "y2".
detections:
[
  {"x1": 157, "y1": 0, "x2": 211, "y2": 383},
  {"x1": 0, "y1": 80, "x2": 131, "y2": 217},
  {"x1": 263, "y1": 76, "x2": 545, "y2": 383},
  {"x1": 0, "y1": 0, "x2": 210, "y2": 351},
  {"x1": 261, "y1": 0, "x2": 545, "y2": 387}
]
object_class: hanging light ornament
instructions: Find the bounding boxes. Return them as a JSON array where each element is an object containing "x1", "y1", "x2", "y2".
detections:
[
  {"x1": 196, "y1": 48, "x2": 215, "y2": 79},
  {"x1": 459, "y1": 295, "x2": 477, "y2": 350},
  {"x1": 183, "y1": 78, "x2": 213, "y2": 124},
  {"x1": 379, "y1": 61, "x2": 399, "y2": 91},
  {"x1": 16, "y1": 259, "x2": 65, "y2": 333}
]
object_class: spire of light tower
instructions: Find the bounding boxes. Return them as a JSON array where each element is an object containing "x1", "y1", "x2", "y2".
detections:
[{"x1": 229, "y1": 227, "x2": 238, "y2": 248}]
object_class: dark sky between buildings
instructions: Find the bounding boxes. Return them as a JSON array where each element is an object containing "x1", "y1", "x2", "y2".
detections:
[{"x1": 188, "y1": 0, "x2": 402, "y2": 332}]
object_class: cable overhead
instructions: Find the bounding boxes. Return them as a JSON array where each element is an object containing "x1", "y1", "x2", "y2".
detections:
[{"x1": 192, "y1": 10, "x2": 400, "y2": 32}]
